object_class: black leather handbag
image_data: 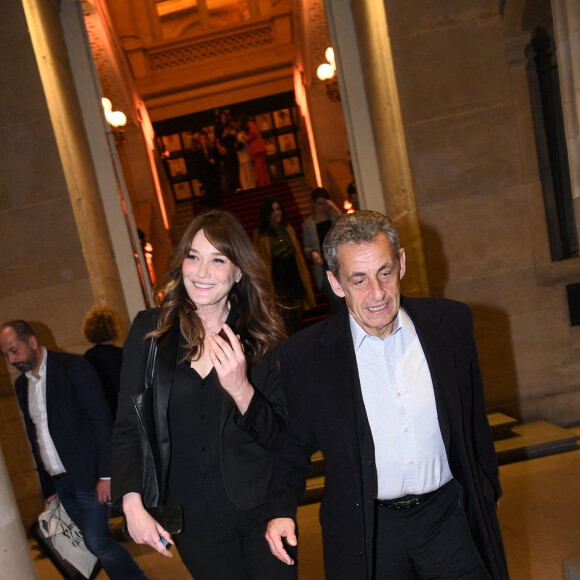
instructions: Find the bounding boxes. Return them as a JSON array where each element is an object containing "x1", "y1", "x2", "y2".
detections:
[{"x1": 123, "y1": 336, "x2": 183, "y2": 537}]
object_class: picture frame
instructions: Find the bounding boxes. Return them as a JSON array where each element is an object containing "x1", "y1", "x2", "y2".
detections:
[
  {"x1": 173, "y1": 181, "x2": 192, "y2": 201},
  {"x1": 273, "y1": 108, "x2": 292, "y2": 129},
  {"x1": 167, "y1": 157, "x2": 187, "y2": 178},
  {"x1": 191, "y1": 179, "x2": 204, "y2": 197},
  {"x1": 277, "y1": 133, "x2": 296, "y2": 153},
  {"x1": 282, "y1": 156, "x2": 302, "y2": 177},
  {"x1": 161, "y1": 134, "x2": 182, "y2": 154},
  {"x1": 255, "y1": 113, "x2": 273, "y2": 133},
  {"x1": 265, "y1": 136, "x2": 278, "y2": 156},
  {"x1": 181, "y1": 131, "x2": 196, "y2": 150}
]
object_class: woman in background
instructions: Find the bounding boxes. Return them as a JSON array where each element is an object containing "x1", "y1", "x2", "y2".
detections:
[
  {"x1": 83, "y1": 305, "x2": 123, "y2": 420},
  {"x1": 253, "y1": 198, "x2": 315, "y2": 335},
  {"x1": 241, "y1": 114, "x2": 270, "y2": 187},
  {"x1": 112, "y1": 211, "x2": 295, "y2": 580}
]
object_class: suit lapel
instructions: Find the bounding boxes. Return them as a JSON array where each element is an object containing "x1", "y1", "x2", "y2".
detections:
[
  {"x1": 402, "y1": 298, "x2": 460, "y2": 454},
  {"x1": 316, "y1": 311, "x2": 370, "y2": 486}
]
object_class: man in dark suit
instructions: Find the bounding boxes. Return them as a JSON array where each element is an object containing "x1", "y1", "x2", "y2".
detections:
[
  {"x1": 0, "y1": 320, "x2": 147, "y2": 580},
  {"x1": 265, "y1": 211, "x2": 509, "y2": 579}
]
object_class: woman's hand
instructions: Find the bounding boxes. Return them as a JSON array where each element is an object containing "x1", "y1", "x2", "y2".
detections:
[
  {"x1": 122, "y1": 493, "x2": 173, "y2": 557},
  {"x1": 207, "y1": 323, "x2": 254, "y2": 414}
]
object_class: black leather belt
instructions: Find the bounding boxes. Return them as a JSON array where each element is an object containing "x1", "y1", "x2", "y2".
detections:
[
  {"x1": 376, "y1": 484, "x2": 447, "y2": 510},
  {"x1": 52, "y1": 473, "x2": 68, "y2": 480}
]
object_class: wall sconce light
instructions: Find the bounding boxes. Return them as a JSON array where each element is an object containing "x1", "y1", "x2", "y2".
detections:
[
  {"x1": 102, "y1": 98, "x2": 127, "y2": 147},
  {"x1": 316, "y1": 47, "x2": 340, "y2": 102}
]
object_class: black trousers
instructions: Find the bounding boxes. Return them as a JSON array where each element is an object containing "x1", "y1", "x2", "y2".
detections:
[
  {"x1": 374, "y1": 480, "x2": 492, "y2": 580},
  {"x1": 174, "y1": 502, "x2": 296, "y2": 580}
]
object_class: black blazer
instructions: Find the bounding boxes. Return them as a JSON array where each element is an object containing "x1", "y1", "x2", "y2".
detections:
[
  {"x1": 111, "y1": 308, "x2": 288, "y2": 511},
  {"x1": 15, "y1": 350, "x2": 113, "y2": 498},
  {"x1": 268, "y1": 297, "x2": 508, "y2": 580}
]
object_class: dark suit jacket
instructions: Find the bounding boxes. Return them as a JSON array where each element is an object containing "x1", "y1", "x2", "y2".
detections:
[
  {"x1": 268, "y1": 297, "x2": 508, "y2": 580},
  {"x1": 15, "y1": 350, "x2": 113, "y2": 499},
  {"x1": 111, "y1": 308, "x2": 288, "y2": 511}
]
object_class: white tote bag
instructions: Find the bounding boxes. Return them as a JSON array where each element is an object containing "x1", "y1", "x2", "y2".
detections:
[{"x1": 38, "y1": 499, "x2": 99, "y2": 579}]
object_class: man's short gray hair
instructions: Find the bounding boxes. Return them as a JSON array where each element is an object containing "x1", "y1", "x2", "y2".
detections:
[{"x1": 323, "y1": 210, "x2": 400, "y2": 280}]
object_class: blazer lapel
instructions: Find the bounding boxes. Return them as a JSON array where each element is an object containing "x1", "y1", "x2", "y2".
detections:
[
  {"x1": 402, "y1": 298, "x2": 459, "y2": 454},
  {"x1": 316, "y1": 311, "x2": 370, "y2": 487}
]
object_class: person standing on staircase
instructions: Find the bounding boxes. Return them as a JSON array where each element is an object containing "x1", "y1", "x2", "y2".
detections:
[
  {"x1": 254, "y1": 198, "x2": 316, "y2": 335},
  {"x1": 302, "y1": 187, "x2": 344, "y2": 314}
]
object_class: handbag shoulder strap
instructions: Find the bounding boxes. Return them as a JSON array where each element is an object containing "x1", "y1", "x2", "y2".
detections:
[{"x1": 145, "y1": 335, "x2": 157, "y2": 391}]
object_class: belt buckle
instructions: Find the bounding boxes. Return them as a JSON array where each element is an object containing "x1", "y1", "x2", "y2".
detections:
[{"x1": 394, "y1": 497, "x2": 420, "y2": 510}]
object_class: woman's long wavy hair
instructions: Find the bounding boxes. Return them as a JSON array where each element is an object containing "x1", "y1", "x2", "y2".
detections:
[{"x1": 149, "y1": 210, "x2": 286, "y2": 363}]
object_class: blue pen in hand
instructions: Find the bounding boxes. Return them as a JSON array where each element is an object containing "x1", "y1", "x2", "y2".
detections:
[{"x1": 160, "y1": 537, "x2": 171, "y2": 549}]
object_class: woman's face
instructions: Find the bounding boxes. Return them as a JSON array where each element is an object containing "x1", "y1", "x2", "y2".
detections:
[
  {"x1": 270, "y1": 202, "x2": 283, "y2": 228},
  {"x1": 182, "y1": 230, "x2": 242, "y2": 310},
  {"x1": 314, "y1": 196, "x2": 328, "y2": 213}
]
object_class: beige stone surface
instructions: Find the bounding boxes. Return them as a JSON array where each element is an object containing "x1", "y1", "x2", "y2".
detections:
[
  {"x1": 385, "y1": 0, "x2": 498, "y2": 37},
  {"x1": 406, "y1": 110, "x2": 523, "y2": 209},
  {"x1": 392, "y1": 18, "x2": 511, "y2": 125},
  {"x1": 418, "y1": 185, "x2": 533, "y2": 284},
  {"x1": 0, "y1": 200, "x2": 87, "y2": 298}
]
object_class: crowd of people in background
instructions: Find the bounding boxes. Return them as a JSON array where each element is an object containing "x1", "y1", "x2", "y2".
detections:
[{"x1": 180, "y1": 109, "x2": 272, "y2": 208}]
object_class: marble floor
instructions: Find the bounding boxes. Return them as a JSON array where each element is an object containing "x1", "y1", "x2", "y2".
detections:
[{"x1": 30, "y1": 435, "x2": 580, "y2": 579}]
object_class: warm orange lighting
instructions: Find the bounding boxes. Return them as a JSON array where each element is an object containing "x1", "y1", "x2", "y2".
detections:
[
  {"x1": 294, "y1": 67, "x2": 322, "y2": 186},
  {"x1": 138, "y1": 101, "x2": 169, "y2": 230},
  {"x1": 143, "y1": 241, "x2": 156, "y2": 284}
]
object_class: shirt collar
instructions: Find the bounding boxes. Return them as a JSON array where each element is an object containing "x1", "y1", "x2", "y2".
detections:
[
  {"x1": 26, "y1": 347, "x2": 46, "y2": 381},
  {"x1": 349, "y1": 308, "x2": 416, "y2": 352}
]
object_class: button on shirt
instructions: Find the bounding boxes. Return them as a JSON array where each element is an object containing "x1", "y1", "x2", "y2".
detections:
[
  {"x1": 26, "y1": 348, "x2": 66, "y2": 476},
  {"x1": 350, "y1": 309, "x2": 452, "y2": 499}
]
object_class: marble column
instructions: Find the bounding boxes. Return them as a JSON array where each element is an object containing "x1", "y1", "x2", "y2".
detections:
[{"x1": 323, "y1": 0, "x2": 429, "y2": 296}]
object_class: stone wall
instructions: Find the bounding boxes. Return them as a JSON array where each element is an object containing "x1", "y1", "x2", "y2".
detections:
[{"x1": 385, "y1": 0, "x2": 580, "y2": 424}]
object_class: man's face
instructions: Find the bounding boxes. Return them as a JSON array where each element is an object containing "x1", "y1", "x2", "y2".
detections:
[
  {"x1": 0, "y1": 327, "x2": 39, "y2": 373},
  {"x1": 327, "y1": 233, "x2": 406, "y2": 339}
]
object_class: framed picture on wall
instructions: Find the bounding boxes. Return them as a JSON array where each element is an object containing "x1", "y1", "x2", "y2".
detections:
[
  {"x1": 167, "y1": 157, "x2": 187, "y2": 178},
  {"x1": 265, "y1": 136, "x2": 278, "y2": 156},
  {"x1": 255, "y1": 113, "x2": 273, "y2": 133},
  {"x1": 273, "y1": 108, "x2": 292, "y2": 129},
  {"x1": 191, "y1": 179, "x2": 203, "y2": 197},
  {"x1": 282, "y1": 156, "x2": 301, "y2": 177},
  {"x1": 277, "y1": 133, "x2": 296, "y2": 153},
  {"x1": 173, "y1": 181, "x2": 192, "y2": 201},
  {"x1": 161, "y1": 134, "x2": 182, "y2": 154},
  {"x1": 181, "y1": 131, "x2": 196, "y2": 150}
]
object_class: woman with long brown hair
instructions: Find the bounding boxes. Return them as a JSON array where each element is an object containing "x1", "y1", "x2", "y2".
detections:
[{"x1": 112, "y1": 211, "x2": 295, "y2": 579}]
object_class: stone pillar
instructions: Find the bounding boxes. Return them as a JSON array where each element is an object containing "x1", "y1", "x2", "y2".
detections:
[
  {"x1": 0, "y1": 445, "x2": 38, "y2": 579},
  {"x1": 323, "y1": 0, "x2": 429, "y2": 296}
]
